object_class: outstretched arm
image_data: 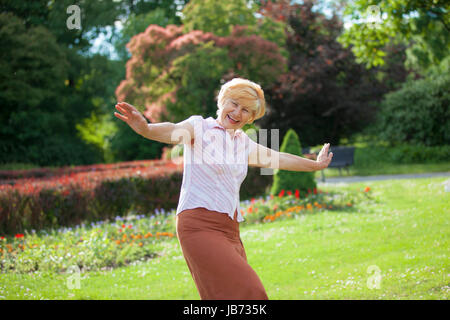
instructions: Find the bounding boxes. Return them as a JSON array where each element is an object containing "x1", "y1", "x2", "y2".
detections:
[
  {"x1": 114, "y1": 102, "x2": 194, "y2": 145},
  {"x1": 249, "y1": 143, "x2": 333, "y2": 171}
]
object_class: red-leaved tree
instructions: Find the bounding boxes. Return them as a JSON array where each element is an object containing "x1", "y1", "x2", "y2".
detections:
[{"x1": 115, "y1": 24, "x2": 287, "y2": 123}]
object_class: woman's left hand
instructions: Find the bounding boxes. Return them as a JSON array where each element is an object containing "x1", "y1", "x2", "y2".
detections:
[{"x1": 315, "y1": 143, "x2": 333, "y2": 170}]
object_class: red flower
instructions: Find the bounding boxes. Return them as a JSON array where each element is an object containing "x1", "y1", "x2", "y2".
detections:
[
  {"x1": 251, "y1": 198, "x2": 255, "y2": 204},
  {"x1": 287, "y1": 190, "x2": 292, "y2": 196},
  {"x1": 313, "y1": 188, "x2": 317, "y2": 194},
  {"x1": 279, "y1": 189, "x2": 285, "y2": 198},
  {"x1": 128, "y1": 225, "x2": 132, "y2": 229},
  {"x1": 295, "y1": 189, "x2": 300, "y2": 199},
  {"x1": 15, "y1": 234, "x2": 24, "y2": 239},
  {"x1": 122, "y1": 224, "x2": 126, "y2": 228}
]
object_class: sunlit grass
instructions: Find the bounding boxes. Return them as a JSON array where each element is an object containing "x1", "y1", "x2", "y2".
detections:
[{"x1": 1, "y1": 176, "x2": 448, "y2": 299}]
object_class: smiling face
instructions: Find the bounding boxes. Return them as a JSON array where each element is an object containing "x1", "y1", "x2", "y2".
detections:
[
  {"x1": 216, "y1": 98, "x2": 254, "y2": 131},
  {"x1": 215, "y1": 78, "x2": 266, "y2": 132}
]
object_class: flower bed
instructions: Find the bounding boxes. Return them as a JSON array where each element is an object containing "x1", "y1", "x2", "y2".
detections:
[
  {"x1": 0, "y1": 186, "x2": 374, "y2": 274},
  {"x1": 0, "y1": 211, "x2": 176, "y2": 273}
]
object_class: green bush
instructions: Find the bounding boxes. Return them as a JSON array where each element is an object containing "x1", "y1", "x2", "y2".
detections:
[
  {"x1": 270, "y1": 129, "x2": 316, "y2": 196},
  {"x1": 367, "y1": 71, "x2": 450, "y2": 147},
  {"x1": 241, "y1": 166, "x2": 273, "y2": 200},
  {"x1": 355, "y1": 144, "x2": 450, "y2": 167}
]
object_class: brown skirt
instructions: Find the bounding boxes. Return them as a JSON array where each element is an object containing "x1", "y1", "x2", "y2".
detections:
[{"x1": 176, "y1": 207, "x2": 269, "y2": 300}]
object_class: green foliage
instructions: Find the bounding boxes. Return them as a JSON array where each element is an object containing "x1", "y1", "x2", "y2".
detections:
[
  {"x1": 1, "y1": 2, "x2": 188, "y2": 167},
  {"x1": 181, "y1": 0, "x2": 288, "y2": 56},
  {"x1": 241, "y1": 166, "x2": 273, "y2": 200},
  {"x1": 109, "y1": 122, "x2": 164, "y2": 162},
  {"x1": 182, "y1": 0, "x2": 258, "y2": 36},
  {"x1": 259, "y1": 0, "x2": 399, "y2": 148},
  {"x1": 0, "y1": 109, "x2": 103, "y2": 167},
  {"x1": 270, "y1": 129, "x2": 316, "y2": 196},
  {"x1": 75, "y1": 112, "x2": 118, "y2": 164},
  {"x1": 0, "y1": 12, "x2": 112, "y2": 166},
  {"x1": 365, "y1": 71, "x2": 450, "y2": 147},
  {"x1": 0, "y1": 12, "x2": 67, "y2": 116},
  {"x1": 355, "y1": 144, "x2": 450, "y2": 167},
  {"x1": 160, "y1": 41, "x2": 233, "y2": 121},
  {"x1": 338, "y1": 0, "x2": 450, "y2": 73},
  {"x1": 118, "y1": 24, "x2": 286, "y2": 125},
  {"x1": 113, "y1": 8, "x2": 180, "y2": 61}
]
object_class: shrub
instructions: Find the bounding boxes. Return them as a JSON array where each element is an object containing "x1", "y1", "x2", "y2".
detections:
[
  {"x1": 367, "y1": 71, "x2": 450, "y2": 147},
  {"x1": 354, "y1": 144, "x2": 450, "y2": 167},
  {"x1": 270, "y1": 129, "x2": 316, "y2": 196}
]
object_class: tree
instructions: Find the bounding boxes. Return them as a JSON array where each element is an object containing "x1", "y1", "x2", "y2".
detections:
[
  {"x1": 0, "y1": 13, "x2": 67, "y2": 118},
  {"x1": 182, "y1": 0, "x2": 257, "y2": 36},
  {"x1": 270, "y1": 128, "x2": 316, "y2": 196},
  {"x1": 364, "y1": 59, "x2": 450, "y2": 147},
  {"x1": 338, "y1": 0, "x2": 450, "y2": 74},
  {"x1": 257, "y1": 0, "x2": 409, "y2": 147},
  {"x1": 1, "y1": 1, "x2": 189, "y2": 165},
  {"x1": 0, "y1": 13, "x2": 104, "y2": 166},
  {"x1": 181, "y1": 0, "x2": 288, "y2": 56},
  {"x1": 113, "y1": 7, "x2": 184, "y2": 61},
  {"x1": 115, "y1": 24, "x2": 287, "y2": 125}
]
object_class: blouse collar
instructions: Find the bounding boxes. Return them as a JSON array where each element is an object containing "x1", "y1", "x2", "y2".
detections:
[{"x1": 207, "y1": 117, "x2": 243, "y2": 139}]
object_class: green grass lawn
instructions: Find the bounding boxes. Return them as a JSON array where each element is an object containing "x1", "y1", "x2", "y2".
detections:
[{"x1": 1, "y1": 176, "x2": 448, "y2": 300}]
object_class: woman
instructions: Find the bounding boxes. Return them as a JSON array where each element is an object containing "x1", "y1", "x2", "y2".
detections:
[{"x1": 114, "y1": 78, "x2": 333, "y2": 300}]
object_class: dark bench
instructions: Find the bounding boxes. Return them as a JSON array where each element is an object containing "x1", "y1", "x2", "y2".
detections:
[
  {"x1": 319, "y1": 146, "x2": 355, "y2": 182},
  {"x1": 301, "y1": 146, "x2": 355, "y2": 181}
]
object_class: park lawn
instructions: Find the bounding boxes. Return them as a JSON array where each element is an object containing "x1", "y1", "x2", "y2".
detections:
[{"x1": 1, "y1": 176, "x2": 448, "y2": 300}]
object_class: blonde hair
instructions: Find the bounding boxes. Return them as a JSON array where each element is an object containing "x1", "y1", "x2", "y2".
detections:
[{"x1": 216, "y1": 78, "x2": 266, "y2": 124}]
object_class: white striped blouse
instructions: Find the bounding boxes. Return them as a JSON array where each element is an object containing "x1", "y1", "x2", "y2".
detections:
[{"x1": 175, "y1": 115, "x2": 258, "y2": 222}]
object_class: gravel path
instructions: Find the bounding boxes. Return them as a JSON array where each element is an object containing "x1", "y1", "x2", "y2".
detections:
[{"x1": 316, "y1": 171, "x2": 450, "y2": 186}]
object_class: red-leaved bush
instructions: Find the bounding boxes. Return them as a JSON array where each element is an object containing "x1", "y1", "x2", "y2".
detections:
[
  {"x1": 0, "y1": 159, "x2": 182, "y2": 235},
  {"x1": 0, "y1": 159, "x2": 272, "y2": 235}
]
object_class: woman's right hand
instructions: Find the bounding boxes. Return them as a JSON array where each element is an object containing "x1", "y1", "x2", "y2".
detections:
[{"x1": 114, "y1": 102, "x2": 149, "y2": 136}]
